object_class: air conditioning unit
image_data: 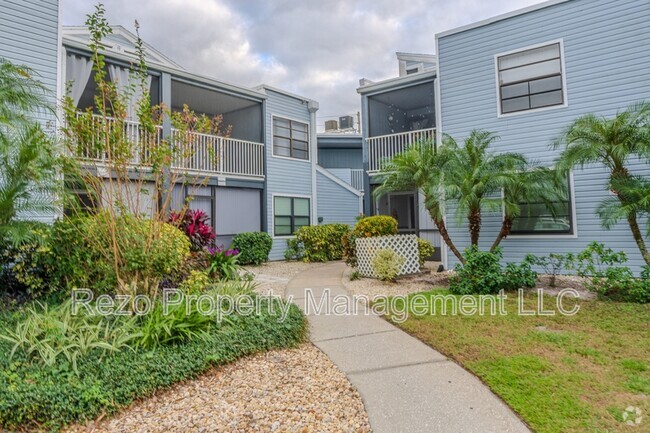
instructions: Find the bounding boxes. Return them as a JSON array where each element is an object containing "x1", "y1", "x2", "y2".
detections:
[
  {"x1": 325, "y1": 120, "x2": 338, "y2": 132},
  {"x1": 339, "y1": 115, "x2": 354, "y2": 130}
]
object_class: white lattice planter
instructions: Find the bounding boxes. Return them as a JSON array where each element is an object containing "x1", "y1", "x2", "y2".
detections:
[{"x1": 356, "y1": 234, "x2": 420, "y2": 278}]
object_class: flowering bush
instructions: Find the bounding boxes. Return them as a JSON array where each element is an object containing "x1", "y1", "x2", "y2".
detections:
[
  {"x1": 168, "y1": 209, "x2": 216, "y2": 251},
  {"x1": 342, "y1": 216, "x2": 398, "y2": 266},
  {"x1": 206, "y1": 245, "x2": 240, "y2": 281}
]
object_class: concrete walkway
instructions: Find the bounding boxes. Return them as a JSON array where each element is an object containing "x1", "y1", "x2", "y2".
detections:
[{"x1": 286, "y1": 262, "x2": 531, "y2": 433}]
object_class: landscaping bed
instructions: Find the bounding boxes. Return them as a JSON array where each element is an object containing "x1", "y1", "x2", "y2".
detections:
[
  {"x1": 0, "y1": 299, "x2": 307, "y2": 431},
  {"x1": 64, "y1": 343, "x2": 370, "y2": 433},
  {"x1": 384, "y1": 290, "x2": 650, "y2": 433}
]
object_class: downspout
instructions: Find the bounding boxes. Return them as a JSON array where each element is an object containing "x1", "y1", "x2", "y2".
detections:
[
  {"x1": 160, "y1": 72, "x2": 173, "y2": 216},
  {"x1": 308, "y1": 100, "x2": 319, "y2": 225}
]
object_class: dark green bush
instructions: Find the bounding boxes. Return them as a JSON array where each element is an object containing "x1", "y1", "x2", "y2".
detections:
[
  {"x1": 232, "y1": 232, "x2": 273, "y2": 265},
  {"x1": 503, "y1": 261, "x2": 538, "y2": 291},
  {"x1": 342, "y1": 216, "x2": 398, "y2": 266},
  {"x1": 450, "y1": 247, "x2": 536, "y2": 295},
  {"x1": 0, "y1": 223, "x2": 53, "y2": 302},
  {"x1": 285, "y1": 224, "x2": 350, "y2": 262},
  {"x1": 0, "y1": 298, "x2": 306, "y2": 430},
  {"x1": 450, "y1": 246, "x2": 505, "y2": 295}
]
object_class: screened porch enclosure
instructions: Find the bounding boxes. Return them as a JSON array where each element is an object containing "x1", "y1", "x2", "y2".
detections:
[{"x1": 366, "y1": 81, "x2": 436, "y2": 172}]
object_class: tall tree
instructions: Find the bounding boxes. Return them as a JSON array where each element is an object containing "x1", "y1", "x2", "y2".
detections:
[
  {"x1": 442, "y1": 130, "x2": 527, "y2": 246},
  {"x1": 554, "y1": 102, "x2": 650, "y2": 265},
  {"x1": 374, "y1": 141, "x2": 466, "y2": 263}
]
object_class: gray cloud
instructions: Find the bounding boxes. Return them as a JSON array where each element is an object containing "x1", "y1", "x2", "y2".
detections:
[{"x1": 62, "y1": 0, "x2": 542, "y2": 130}]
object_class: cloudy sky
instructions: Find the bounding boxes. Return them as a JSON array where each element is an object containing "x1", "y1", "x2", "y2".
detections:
[{"x1": 62, "y1": 0, "x2": 542, "y2": 131}]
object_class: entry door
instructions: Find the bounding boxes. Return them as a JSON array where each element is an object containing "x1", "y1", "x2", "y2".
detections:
[{"x1": 388, "y1": 193, "x2": 416, "y2": 234}]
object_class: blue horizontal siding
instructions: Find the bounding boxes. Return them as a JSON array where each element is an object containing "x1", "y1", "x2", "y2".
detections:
[
  {"x1": 438, "y1": 0, "x2": 650, "y2": 273},
  {"x1": 316, "y1": 171, "x2": 360, "y2": 227},
  {"x1": 263, "y1": 89, "x2": 315, "y2": 260},
  {"x1": 0, "y1": 0, "x2": 59, "y2": 223}
]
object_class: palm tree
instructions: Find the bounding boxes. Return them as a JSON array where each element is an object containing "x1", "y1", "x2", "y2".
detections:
[
  {"x1": 374, "y1": 141, "x2": 466, "y2": 263},
  {"x1": 554, "y1": 101, "x2": 650, "y2": 265},
  {"x1": 442, "y1": 130, "x2": 527, "y2": 246},
  {"x1": 491, "y1": 166, "x2": 568, "y2": 251},
  {"x1": 0, "y1": 58, "x2": 58, "y2": 247}
]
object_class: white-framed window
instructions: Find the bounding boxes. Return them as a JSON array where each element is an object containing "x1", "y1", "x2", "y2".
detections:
[
  {"x1": 273, "y1": 117, "x2": 309, "y2": 160},
  {"x1": 273, "y1": 196, "x2": 310, "y2": 236},
  {"x1": 496, "y1": 41, "x2": 567, "y2": 116},
  {"x1": 510, "y1": 172, "x2": 575, "y2": 236}
]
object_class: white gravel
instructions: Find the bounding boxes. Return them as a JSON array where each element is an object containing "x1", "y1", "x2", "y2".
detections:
[
  {"x1": 65, "y1": 344, "x2": 371, "y2": 433},
  {"x1": 246, "y1": 261, "x2": 316, "y2": 297}
]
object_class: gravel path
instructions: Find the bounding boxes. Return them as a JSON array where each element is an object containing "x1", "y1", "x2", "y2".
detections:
[{"x1": 66, "y1": 344, "x2": 370, "y2": 433}]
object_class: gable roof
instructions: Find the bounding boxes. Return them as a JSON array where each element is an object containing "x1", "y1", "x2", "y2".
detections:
[{"x1": 62, "y1": 25, "x2": 184, "y2": 70}]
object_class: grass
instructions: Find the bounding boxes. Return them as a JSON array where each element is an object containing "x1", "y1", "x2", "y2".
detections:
[{"x1": 383, "y1": 289, "x2": 650, "y2": 433}]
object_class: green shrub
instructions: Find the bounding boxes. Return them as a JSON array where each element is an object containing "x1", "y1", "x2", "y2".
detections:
[
  {"x1": 0, "y1": 223, "x2": 53, "y2": 301},
  {"x1": 232, "y1": 232, "x2": 272, "y2": 265},
  {"x1": 0, "y1": 298, "x2": 306, "y2": 430},
  {"x1": 417, "y1": 238, "x2": 435, "y2": 267},
  {"x1": 450, "y1": 247, "x2": 538, "y2": 295},
  {"x1": 286, "y1": 223, "x2": 350, "y2": 262},
  {"x1": 503, "y1": 261, "x2": 538, "y2": 291},
  {"x1": 572, "y1": 242, "x2": 648, "y2": 303},
  {"x1": 524, "y1": 252, "x2": 575, "y2": 287},
  {"x1": 450, "y1": 246, "x2": 505, "y2": 295},
  {"x1": 49, "y1": 216, "x2": 107, "y2": 291},
  {"x1": 343, "y1": 216, "x2": 398, "y2": 266},
  {"x1": 136, "y1": 300, "x2": 214, "y2": 349},
  {"x1": 0, "y1": 300, "x2": 139, "y2": 373},
  {"x1": 206, "y1": 245, "x2": 241, "y2": 281},
  {"x1": 50, "y1": 215, "x2": 190, "y2": 296},
  {"x1": 372, "y1": 249, "x2": 405, "y2": 281},
  {"x1": 179, "y1": 269, "x2": 212, "y2": 294}
]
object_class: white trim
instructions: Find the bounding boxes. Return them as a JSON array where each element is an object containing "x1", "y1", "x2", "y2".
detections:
[
  {"x1": 316, "y1": 166, "x2": 363, "y2": 197},
  {"x1": 255, "y1": 84, "x2": 316, "y2": 104},
  {"x1": 436, "y1": 0, "x2": 571, "y2": 38},
  {"x1": 270, "y1": 193, "x2": 312, "y2": 239},
  {"x1": 507, "y1": 171, "x2": 578, "y2": 239},
  {"x1": 357, "y1": 70, "x2": 436, "y2": 95},
  {"x1": 494, "y1": 39, "x2": 569, "y2": 118},
  {"x1": 270, "y1": 114, "x2": 312, "y2": 163}
]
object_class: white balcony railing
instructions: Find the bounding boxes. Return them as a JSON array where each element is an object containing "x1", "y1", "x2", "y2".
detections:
[
  {"x1": 72, "y1": 114, "x2": 264, "y2": 178},
  {"x1": 367, "y1": 128, "x2": 436, "y2": 173},
  {"x1": 170, "y1": 129, "x2": 264, "y2": 178}
]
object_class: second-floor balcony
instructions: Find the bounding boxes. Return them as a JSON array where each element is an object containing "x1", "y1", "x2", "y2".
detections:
[
  {"x1": 367, "y1": 127, "x2": 435, "y2": 173},
  {"x1": 73, "y1": 114, "x2": 265, "y2": 179}
]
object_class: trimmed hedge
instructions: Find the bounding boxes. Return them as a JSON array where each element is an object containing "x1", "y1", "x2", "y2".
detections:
[
  {"x1": 286, "y1": 224, "x2": 350, "y2": 262},
  {"x1": 231, "y1": 232, "x2": 273, "y2": 265},
  {"x1": 0, "y1": 299, "x2": 306, "y2": 431}
]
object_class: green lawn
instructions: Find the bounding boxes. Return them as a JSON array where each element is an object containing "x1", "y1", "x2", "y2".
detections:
[{"x1": 384, "y1": 290, "x2": 650, "y2": 433}]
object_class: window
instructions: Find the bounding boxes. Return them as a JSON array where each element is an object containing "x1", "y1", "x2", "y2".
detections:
[
  {"x1": 497, "y1": 42, "x2": 565, "y2": 115},
  {"x1": 274, "y1": 196, "x2": 310, "y2": 236},
  {"x1": 510, "y1": 174, "x2": 574, "y2": 235},
  {"x1": 273, "y1": 117, "x2": 309, "y2": 160}
]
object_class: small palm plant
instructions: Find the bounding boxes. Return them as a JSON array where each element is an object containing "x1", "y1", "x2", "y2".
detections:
[
  {"x1": 554, "y1": 101, "x2": 650, "y2": 265},
  {"x1": 0, "y1": 58, "x2": 59, "y2": 247}
]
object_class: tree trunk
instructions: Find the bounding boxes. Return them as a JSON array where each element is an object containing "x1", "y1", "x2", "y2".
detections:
[
  {"x1": 626, "y1": 211, "x2": 650, "y2": 266},
  {"x1": 434, "y1": 217, "x2": 465, "y2": 264},
  {"x1": 468, "y1": 209, "x2": 481, "y2": 246},
  {"x1": 491, "y1": 217, "x2": 513, "y2": 252}
]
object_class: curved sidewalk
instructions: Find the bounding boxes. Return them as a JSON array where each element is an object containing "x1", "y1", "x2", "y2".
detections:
[{"x1": 286, "y1": 261, "x2": 531, "y2": 433}]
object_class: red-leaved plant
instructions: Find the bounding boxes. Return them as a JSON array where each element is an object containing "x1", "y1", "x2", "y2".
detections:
[{"x1": 168, "y1": 209, "x2": 216, "y2": 251}]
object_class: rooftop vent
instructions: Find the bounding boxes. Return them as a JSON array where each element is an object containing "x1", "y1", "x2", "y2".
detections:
[
  {"x1": 339, "y1": 115, "x2": 354, "y2": 130},
  {"x1": 325, "y1": 120, "x2": 339, "y2": 132}
]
